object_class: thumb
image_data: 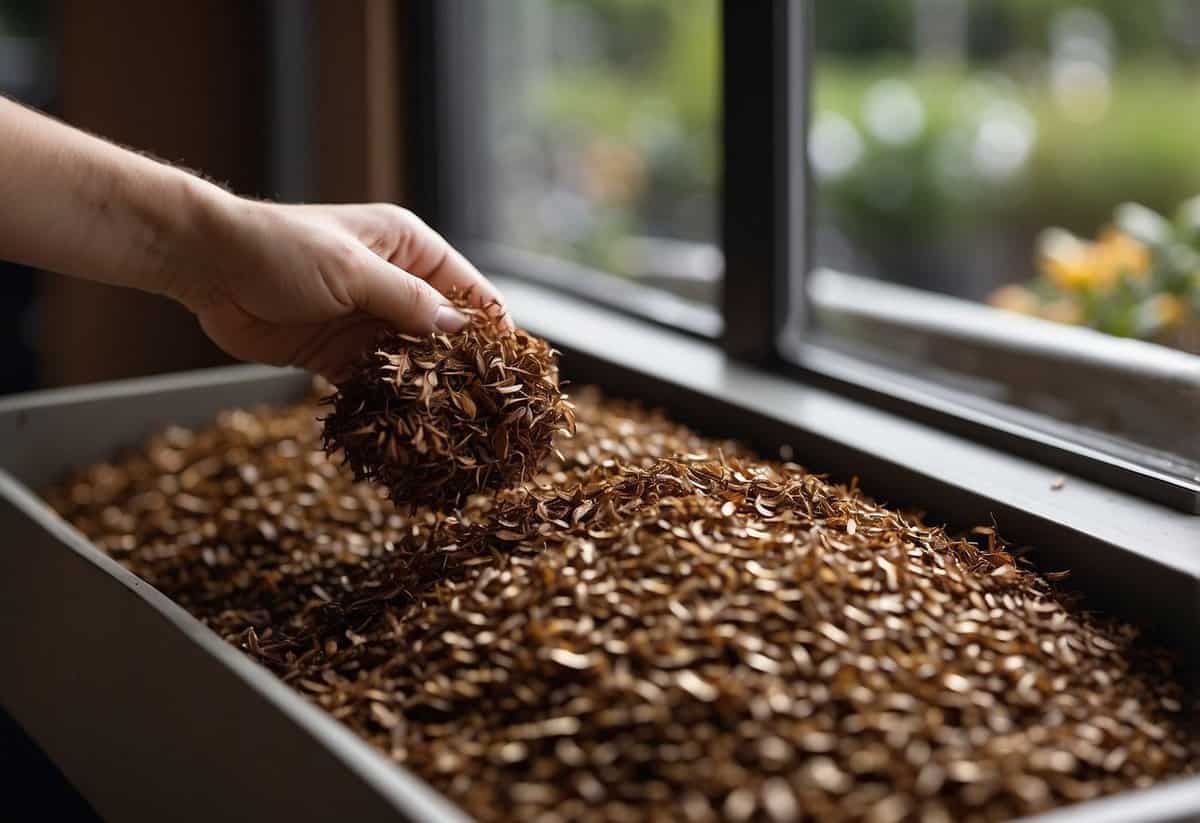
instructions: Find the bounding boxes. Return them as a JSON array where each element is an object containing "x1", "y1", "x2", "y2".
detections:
[{"x1": 352, "y1": 253, "x2": 468, "y2": 335}]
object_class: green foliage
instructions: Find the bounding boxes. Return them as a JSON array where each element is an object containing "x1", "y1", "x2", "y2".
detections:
[
  {"x1": 516, "y1": 0, "x2": 719, "y2": 271},
  {"x1": 535, "y1": 0, "x2": 719, "y2": 185},
  {"x1": 814, "y1": 59, "x2": 1200, "y2": 263},
  {"x1": 813, "y1": 0, "x2": 1179, "y2": 58},
  {"x1": 814, "y1": 0, "x2": 915, "y2": 56}
]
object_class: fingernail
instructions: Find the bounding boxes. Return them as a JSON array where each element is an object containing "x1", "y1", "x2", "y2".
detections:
[{"x1": 434, "y1": 305, "x2": 468, "y2": 333}]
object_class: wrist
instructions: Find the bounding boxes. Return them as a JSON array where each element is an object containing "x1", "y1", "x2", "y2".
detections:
[{"x1": 137, "y1": 168, "x2": 244, "y2": 309}]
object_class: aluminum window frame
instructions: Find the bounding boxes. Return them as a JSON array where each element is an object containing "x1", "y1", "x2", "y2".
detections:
[{"x1": 404, "y1": 0, "x2": 1199, "y2": 512}]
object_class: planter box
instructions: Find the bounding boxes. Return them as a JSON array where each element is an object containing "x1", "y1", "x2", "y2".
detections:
[
  {"x1": 0, "y1": 364, "x2": 1196, "y2": 823},
  {"x1": 0, "y1": 366, "x2": 464, "y2": 823}
]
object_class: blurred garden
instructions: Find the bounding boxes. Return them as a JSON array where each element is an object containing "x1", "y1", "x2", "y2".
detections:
[{"x1": 484, "y1": 0, "x2": 1200, "y2": 351}]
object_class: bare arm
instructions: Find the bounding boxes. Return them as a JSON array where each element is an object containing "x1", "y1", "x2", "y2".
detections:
[
  {"x1": 0, "y1": 95, "x2": 206, "y2": 293},
  {"x1": 0, "y1": 97, "x2": 506, "y2": 377}
]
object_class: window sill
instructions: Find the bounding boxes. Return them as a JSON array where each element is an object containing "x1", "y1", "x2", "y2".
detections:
[
  {"x1": 806, "y1": 268, "x2": 1200, "y2": 473},
  {"x1": 789, "y1": 268, "x2": 1200, "y2": 512},
  {"x1": 471, "y1": 243, "x2": 723, "y2": 339}
]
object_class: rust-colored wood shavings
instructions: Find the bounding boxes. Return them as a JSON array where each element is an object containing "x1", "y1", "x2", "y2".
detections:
[
  {"x1": 45, "y1": 388, "x2": 1197, "y2": 823},
  {"x1": 321, "y1": 293, "x2": 575, "y2": 509}
]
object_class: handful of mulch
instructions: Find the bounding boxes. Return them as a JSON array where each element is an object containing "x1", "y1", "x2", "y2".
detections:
[{"x1": 321, "y1": 294, "x2": 575, "y2": 508}]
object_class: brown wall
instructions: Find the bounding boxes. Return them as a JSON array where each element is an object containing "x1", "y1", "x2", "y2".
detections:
[
  {"x1": 39, "y1": 0, "x2": 268, "y2": 388},
  {"x1": 38, "y1": 1, "x2": 408, "y2": 388},
  {"x1": 314, "y1": 0, "x2": 404, "y2": 204}
]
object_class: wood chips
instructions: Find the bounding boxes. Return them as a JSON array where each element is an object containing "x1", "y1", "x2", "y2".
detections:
[
  {"x1": 45, "y1": 387, "x2": 1197, "y2": 823},
  {"x1": 321, "y1": 295, "x2": 575, "y2": 508}
]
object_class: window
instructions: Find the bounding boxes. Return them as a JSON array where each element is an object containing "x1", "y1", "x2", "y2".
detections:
[
  {"x1": 800, "y1": 0, "x2": 1200, "y2": 505},
  {"x1": 419, "y1": 0, "x2": 722, "y2": 336},
  {"x1": 411, "y1": 0, "x2": 1198, "y2": 512}
]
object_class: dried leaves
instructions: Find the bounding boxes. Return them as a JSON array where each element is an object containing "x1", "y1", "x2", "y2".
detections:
[
  {"x1": 321, "y1": 293, "x2": 575, "y2": 509},
  {"x1": 45, "y1": 389, "x2": 1197, "y2": 823}
]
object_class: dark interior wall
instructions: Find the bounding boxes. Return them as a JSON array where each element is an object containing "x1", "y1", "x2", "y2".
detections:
[
  {"x1": 0, "y1": 1, "x2": 57, "y2": 395},
  {"x1": 38, "y1": 0, "x2": 268, "y2": 387},
  {"x1": 312, "y1": 0, "x2": 404, "y2": 204}
]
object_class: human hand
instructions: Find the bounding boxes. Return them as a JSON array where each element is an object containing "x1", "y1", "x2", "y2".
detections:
[
  {"x1": 0, "y1": 99, "x2": 506, "y2": 376},
  {"x1": 165, "y1": 197, "x2": 508, "y2": 379}
]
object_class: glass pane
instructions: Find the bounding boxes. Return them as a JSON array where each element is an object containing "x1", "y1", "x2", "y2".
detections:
[
  {"x1": 804, "y1": 0, "x2": 1200, "y2": 487},
  {"x1": 470, "y1": 0, "x2": 721, "y2": 322}
]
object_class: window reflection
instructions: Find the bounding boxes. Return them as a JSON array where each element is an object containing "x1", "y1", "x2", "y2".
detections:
[
  {"x1": 479, "y1": 0, "x2": 721, "y2": 305},
  {"x1": 811, "y1": 0, "x2": 1200, "y2": 354}
]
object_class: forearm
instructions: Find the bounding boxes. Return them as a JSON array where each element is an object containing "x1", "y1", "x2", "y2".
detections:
[{"x1": 0, "y1": 96, "x2": 232, "y2": 298}]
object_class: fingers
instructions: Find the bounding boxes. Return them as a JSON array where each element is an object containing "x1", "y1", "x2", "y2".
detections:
[
  {"x1": 349, "y1": 252, "x2": 469, "y2": 335},
  {"x1": 297, "y1": 317, "x2": 391, "y2": 383},
  {"x1": 388, "y1": 208, "x2": 514, "y2": 328}
]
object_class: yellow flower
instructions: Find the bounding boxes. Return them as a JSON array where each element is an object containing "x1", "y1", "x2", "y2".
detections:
[
  {"x1": 1037, "y1": 227, "x2": 1149, "y2": 293},
  {"x1": 1144, "y1": 294, "x2": 1188, "y2": 330},
  {"x1": 1042, "y1": 257, "x2": 1094, "y2": 291},
  {"x1": 580, "y1": 138, "x2": 646, "y2": 206},
  {"x1": 988, "y1": 284, "x2": 1040, "y2": 316},
  {"x1": 1041, "y1": 297, "x2": 1084, "y2": 325},
  {"x1": 1038, "y1": 228, "x2": 1094, "y2": 291},
  {"x1": 1092, "y1": 228, "x2": 1150, "y2": 285}
]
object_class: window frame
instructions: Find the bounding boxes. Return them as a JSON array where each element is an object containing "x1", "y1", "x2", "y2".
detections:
[
  {"x1": 405, "y1": 0, "x2": 727, "y2": 339},
  {"x1": 404, "y1": 0, "x2": 1200, "y2": 513}
]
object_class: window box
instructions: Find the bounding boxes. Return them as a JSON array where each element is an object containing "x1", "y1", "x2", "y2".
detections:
[{"x1": 1, "y1": 283, "x2": 1196, "y2": 822}]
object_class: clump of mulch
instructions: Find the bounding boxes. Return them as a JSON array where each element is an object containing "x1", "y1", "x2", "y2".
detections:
[
  {"x1": 321, "y1": 294, "x2": 575, "y2": 509},
  {"x1": 46, "y1": 389, "x2": 1197, "y2": 823}
]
